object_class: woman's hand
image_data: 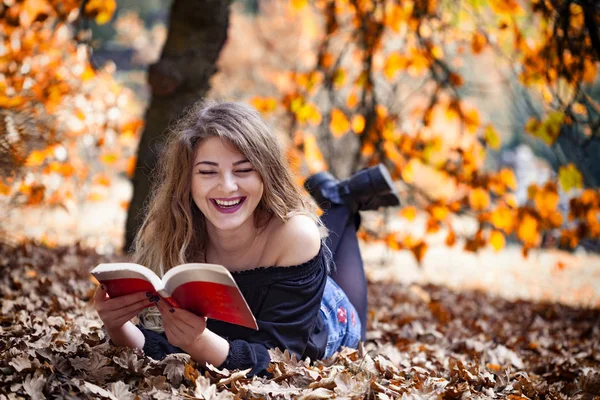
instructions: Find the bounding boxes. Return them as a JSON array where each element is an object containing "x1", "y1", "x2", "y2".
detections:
[
  {"x1": 93, "y1": 285, "x2": 153, "y2": 331},
  {"x1": 156, "y1": 300, "x2": 207, "y2": 349}
]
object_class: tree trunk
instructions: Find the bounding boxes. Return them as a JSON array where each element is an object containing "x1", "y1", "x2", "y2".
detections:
[{"x1": 124, "y1": 0, "x2": 230, "y2": 252}]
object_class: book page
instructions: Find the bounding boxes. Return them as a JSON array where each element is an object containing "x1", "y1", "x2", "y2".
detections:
[
  {"x1": 162, "y1": 264, "x2": 258, "y2": 330},
  {"x1": 91, "y1": 263, "x2": 163, "y2": 297}
]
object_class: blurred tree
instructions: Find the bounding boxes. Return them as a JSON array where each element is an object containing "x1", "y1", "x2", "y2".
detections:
[{"x1": 124, "y1": 0, "x2": 230, "y2": 251}]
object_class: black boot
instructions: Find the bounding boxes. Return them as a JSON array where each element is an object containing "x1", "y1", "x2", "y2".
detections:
[
  {"x1": 304, "y1": 164, "x2": 400, "y2": 211},
  {"x1": 304, "y1": 171, "x2": 343, "y2": 210}
]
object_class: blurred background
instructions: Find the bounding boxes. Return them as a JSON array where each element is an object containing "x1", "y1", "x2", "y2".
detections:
[{"x1": 1, "y1": 0, "x2": 599, "y2": 307}]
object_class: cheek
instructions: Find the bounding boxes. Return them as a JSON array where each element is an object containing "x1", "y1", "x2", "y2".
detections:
[{"x1": 191, "y1": 179, "x2": 209, "y2": 201}]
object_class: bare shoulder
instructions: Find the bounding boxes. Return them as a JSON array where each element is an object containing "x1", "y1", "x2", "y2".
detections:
[{"x1": 271, "y1": 214, "x2": 321, "y2": 267}]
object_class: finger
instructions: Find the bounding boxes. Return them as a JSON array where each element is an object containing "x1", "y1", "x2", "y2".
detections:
[
  {"x1": 169, "y1": 308, "x2": 201, "y2": 330},
  {"x1": 156, "y1": 301, "x2": 196, "y2": 330},
  {"x1": 111, "y1": 305, "x2": 147, "y2": 328},
  {"x1": 164, "y1": 321, "x2": 185, "y2": 344},
  {"x1": 93, "y1": 285, "x2": 109, "y2": 303},
  {"x1": 101, "y1": 297, "x2": 151, "y2": 319},
  {"x1": 158, "y1": 306, "x2": 187, "y2": 337},
  {"x1": 103, "y1": 293, "x2": 153, "y2": 312}
]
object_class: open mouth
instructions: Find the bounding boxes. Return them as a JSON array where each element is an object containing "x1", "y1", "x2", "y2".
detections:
[{"x1": 210, "y1": 197, "x2": 246, "y2": 213}]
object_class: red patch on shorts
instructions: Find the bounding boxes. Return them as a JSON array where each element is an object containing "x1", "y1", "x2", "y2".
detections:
[
  {"x1": 351, "y1": 311, "x2": 356, "y2": 327},
  {"x1": 337, "y1": 306, "x2": 347, "y2": 324}
]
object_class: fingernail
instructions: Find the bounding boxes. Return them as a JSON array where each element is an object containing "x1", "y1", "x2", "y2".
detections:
[
  {"x1": 169, "y1": 308, "x2": 175, "y2": 313},
  {"x1": 100, "y1": 285, "x2": 105, "y2": 290},
  {"x1": 150, "y1": 296, "x2": 160, "y2": 303},
  {"x1": 145, "y1": 292, "x2": 153, "y2": 298}
]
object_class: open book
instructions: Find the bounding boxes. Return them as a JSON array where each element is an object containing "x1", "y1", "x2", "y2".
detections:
[{"x1": 91, "y1": 262, "x2": 258, "y2": 330}]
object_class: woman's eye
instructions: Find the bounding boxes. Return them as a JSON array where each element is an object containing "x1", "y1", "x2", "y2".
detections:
[
  {"x1": 198, "y1": 171, "x2": 216, "y2": 175},
  {"x1": 236, "y1": 168, "x2": 254, "y2": 173}
]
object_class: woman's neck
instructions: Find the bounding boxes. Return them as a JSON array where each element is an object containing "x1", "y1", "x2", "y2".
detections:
[{"x1": 205, "y1": 217, "x2": 264, "y2": 269}]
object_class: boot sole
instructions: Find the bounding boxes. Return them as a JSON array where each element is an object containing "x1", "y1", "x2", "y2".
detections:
[{"x1": 367, "y1": 164, "x2": 398, "y2": 196}]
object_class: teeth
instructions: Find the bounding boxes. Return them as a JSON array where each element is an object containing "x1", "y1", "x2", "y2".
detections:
[{"x1": 214, "y1": 199, "x2": 242, "y2": 207}]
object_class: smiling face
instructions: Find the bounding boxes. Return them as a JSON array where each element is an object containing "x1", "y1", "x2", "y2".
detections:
[{"x1": 191, "y1": 137, "x2": 264, "y2": 233}]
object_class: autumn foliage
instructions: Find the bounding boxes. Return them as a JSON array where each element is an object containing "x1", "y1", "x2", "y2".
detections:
[
  {"x1": 1, "y1": 0, "x2": 600, "y2": 261},
  {"x1": 0, "y1": 0, "x2": 141, "y2": 218},
  {"x1": 2, "y1": 242, "x2": 599, "y2": 398},
  {"x1": 248, "y1": 0, "x2": 600, "y2": 260}
]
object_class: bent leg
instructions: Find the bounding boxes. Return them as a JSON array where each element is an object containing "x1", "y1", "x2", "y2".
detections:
[{"x1": 320, "y1": 205, "x2": 367, "y2": 340}]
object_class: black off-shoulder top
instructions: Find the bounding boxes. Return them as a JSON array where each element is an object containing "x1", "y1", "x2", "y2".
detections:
[{"x1": 138, "y1": 245, "x2": 329, "y2": 376}]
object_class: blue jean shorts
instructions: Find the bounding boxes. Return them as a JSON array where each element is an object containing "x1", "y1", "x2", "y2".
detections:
[{"x1": 320, "y1": 276, "x2": 361, "y2": 358}]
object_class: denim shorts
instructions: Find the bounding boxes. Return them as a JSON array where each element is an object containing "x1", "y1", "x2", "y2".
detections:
[{"x1": 320, "y1": 276, "x2": 361, "y2": 358}]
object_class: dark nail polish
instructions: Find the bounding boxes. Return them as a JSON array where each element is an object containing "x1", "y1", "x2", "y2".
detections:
[
  {"x1": 150, "y1": 296, "x2": 160, "y2": 303},
  {"x1": 100, "y1": 285, "x2": 105, "y2": 290},
  {"x1": 145, "y1": 292, "x2": 153, "y2": 298},
  {"x1": 169, "y1": 308, "x2": 175, "y2": 313}
]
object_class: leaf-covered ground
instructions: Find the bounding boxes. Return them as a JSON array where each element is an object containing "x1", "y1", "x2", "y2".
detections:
[{"x1": 1, "y1": 242, "x2": 599, "y2": 399}]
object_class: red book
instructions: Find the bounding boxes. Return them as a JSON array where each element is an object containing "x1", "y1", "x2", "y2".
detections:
[{"x1": 91, "y1": 262, "x2": 258, "y2": 330}]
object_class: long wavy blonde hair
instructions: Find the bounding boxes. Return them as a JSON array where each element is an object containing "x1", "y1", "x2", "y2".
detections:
[{"x1": 132, "y1": 100, "x2": 320, "y2": 276}]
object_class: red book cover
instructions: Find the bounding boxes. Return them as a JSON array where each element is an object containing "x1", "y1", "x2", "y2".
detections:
[{"x1": 91, "y1": 262, "x2": 258, "y2": 330}]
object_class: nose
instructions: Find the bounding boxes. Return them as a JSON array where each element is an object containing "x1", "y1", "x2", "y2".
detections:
[{"x1": 220, "y1": 172, "x2": 238, "y2": 193}]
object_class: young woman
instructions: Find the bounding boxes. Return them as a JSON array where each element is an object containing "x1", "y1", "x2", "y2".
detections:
[{"x1": 93, "y1": 101, "x2": 399, "y2": 376}]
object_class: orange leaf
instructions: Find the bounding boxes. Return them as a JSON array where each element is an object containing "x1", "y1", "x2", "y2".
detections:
[
  {"x1": 321, "y1": 53, "x2": 334, "y2": 69},
  {"x1": 583, "y1": 59, "x2": 598, "y2": 84},
  {"x1": 361, "y1": 142, "x2": 375, "y2": 157},
  {"x1": 445, "y1": 229, "x2": 456, "y2": 246},
  {"x1": 471, "y1": 32, "x2": 488, "y2": 54},
  {"x1": 251, "y1": 96, "x2": 277, "y2": 114},
  {"x1": 351, "y1": 115, "x2": 366, "y2": 134},
  {"x1": 463, "y1": 108, "x2": 481, "y2": 134},
  {"x1": 26, "y1": 184, "x2": 45, "y2": 205},
  {"x1": 449, "y1": 72, "x2": 463, "y2": 87},
  {"x1": 489, "y1": 0, "x2": 525, "y2": 16},
  {"x1": 489, "y1": 230, "x2": 505, "y2": 251},
  {"x1": 498, "y1": 168, "x2": 517, "y2": 191},
  {"x1": 490, "y1": 205, "x2": 515, "y2": 233},
  {"x1": 25, "y1": 150, "x2": 47, "y2": 167},
  {"x1": 81, "y1": 65, "x2": 95, "y2": 81},
  {"x1": 330, "y1": 109, "x2": 350, "y2": 137},
  {"x1": 410, "y1": 241, "x2": 428, "y2": 264},
  {"x1": 383, "y1": 53, "x2": 407, "y2": 79},
  {"x1": 549, "y1": 211, "x2": 563, "y2": 228},
  {"x1": 534, "y1": 190, "x2": 559, "y2": 218},
  {"x1": 426, "y1": 217, "x2": 441, "y2": 233},
  {"x1": 517, "y1": 214, "x2": 540, "y2": 246},
  {"x1": 484, "y1": 125, "x2": 502, "y2": 150},
  {"x1": 386, "y1": 234, "x2": 402, "y2": 251},
  {"x1": 0, "y1": 182, "x2": 11, "y2": 196},
  {"x1": 431, "y1": 205, "x2": 449, "y2": 221},
  {"x1": 94, "y1": 174, "x2": 111, "y2": 187},
  {"x1": 347, "y1": 93, "x2": 358, "y2": 109},
  {"x1": 469, "y1": 188, "x2": 490, "y2": 211},
  {"x1": 84, "y1": 0, "x2": 116, "y2": 24},
  {"x1": 400, "y1": 206, "x2": 417, "y2": 221},
  {"x1": 291, "y1": 0, "x2": 308, "y2": 10},
  {"x1": 48, "y1": 162, "x2": 75, "y2": 178}
]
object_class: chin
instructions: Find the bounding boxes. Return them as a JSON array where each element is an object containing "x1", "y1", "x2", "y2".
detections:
[{"x1": 208, "y1": 215, "x2": 250, "y2": 231}]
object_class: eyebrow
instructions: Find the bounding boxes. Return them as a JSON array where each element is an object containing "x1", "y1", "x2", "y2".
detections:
[{"x1": 194, "y1": 159, "x2": 251, "y2": 167}]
